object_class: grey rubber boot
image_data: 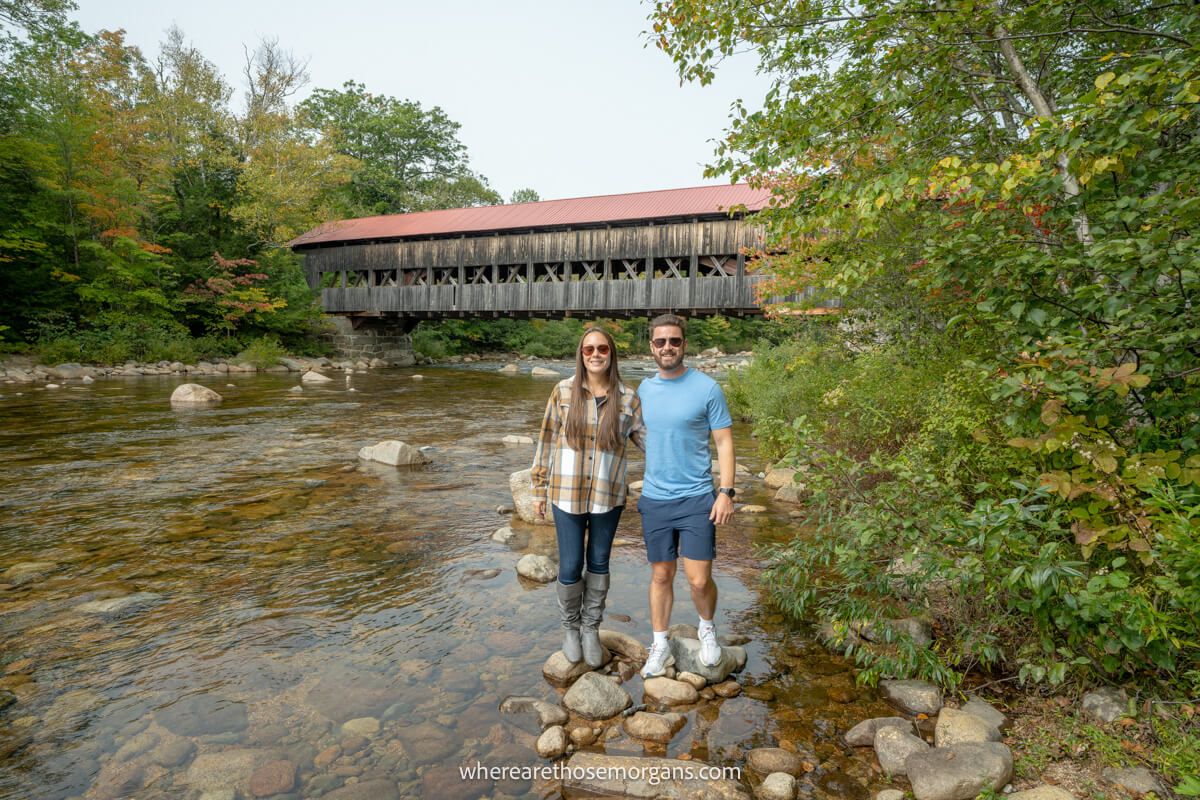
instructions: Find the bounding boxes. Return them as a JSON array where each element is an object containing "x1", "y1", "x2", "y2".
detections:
[
  {"x1": 580, "y1": 571, "x2": 610, "y2": 668},
  {"x1": 556, "y1": 580, "x2": 585, "y2": 664}
]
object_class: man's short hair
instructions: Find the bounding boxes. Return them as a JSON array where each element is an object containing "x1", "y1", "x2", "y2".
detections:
[{"x1": 649, "y1": 313, "x2": 686, "y2": 339}]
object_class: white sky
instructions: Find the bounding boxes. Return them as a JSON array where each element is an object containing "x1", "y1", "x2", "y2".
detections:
[{"x1": 73, "y1": 0, "x2": 769, "y2": 203}]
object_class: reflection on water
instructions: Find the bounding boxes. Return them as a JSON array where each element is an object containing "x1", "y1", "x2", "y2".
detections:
[{"x1": 0, "y1": 367, "x2": 889, "y2": 799}]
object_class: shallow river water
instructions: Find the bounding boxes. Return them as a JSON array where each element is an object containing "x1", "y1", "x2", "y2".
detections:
[{"x1": 0, "y1": 365, "x2": 894, "y2": 799}]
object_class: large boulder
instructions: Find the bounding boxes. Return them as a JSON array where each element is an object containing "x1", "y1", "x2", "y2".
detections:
[
  {"x1": 880, "y1": 679, "x2": 944, "y2": 715},
  {"x1": 542, "y1": 651, "x2": 594, "y2": 687},
  {"x1": 170, "y1": 383, "x2": 222, "y2": 407},
  {"x1": 763, "y1": 467, "x2": 797, "y2": 490},
  {"x1": 563, "y1": 752, "x2": 751, "y2": 799},
  {"x1": 358, "y1": 440, "x2": 429, "y2": 466},
  {"x1": 509, "y1": 468, "x2": 553, "y2": 525},
  {"x1": 773, "y1": 483, "x2": 809, "y2": 504},
  {"x1": 934, "y1": 707, "x2": 1002, "y2": 747},
  {"x1": 531, "y1": 367, "x2": 559, "y2": 377},
  {"x1": 905, "y1": 742, "x2": 1013, "y2": 800},
  {"x1": 874, "y1": 726, "x2": 929, "y2": 776},
  {"x1": 598, "y1": 629, "x2": 647, "y2": 662},
  {"x1": 301, "y1": 369, "x2": 332, "y2": 383},
  {"x1": 669, "y1": 637, "x2": 746, "y2": 683},
  {"x1": 1082, "y1": 687, "x2": 1129, "y2": 723},
  {"x1": 843, "y1": 716, "x2": 914, "y2": 747},
  {"x1": 959, "y1": 697, "x2": 1009, "y2": 731},
  {"x1": 642, "y1": 677, "x2": 699, "y2": 707},
  {"x1": 562, "y1": 672, "x2": 631, "y2": 720}
]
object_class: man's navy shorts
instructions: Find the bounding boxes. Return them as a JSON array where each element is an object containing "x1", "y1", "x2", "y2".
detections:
[{"x1": 637, "y1": 491, "x2": 717, "y2": 562}]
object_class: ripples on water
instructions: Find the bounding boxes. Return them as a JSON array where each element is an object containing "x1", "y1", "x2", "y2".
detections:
[{"x1": 0, "y1": 367, "x2": 889, "y2": 799}]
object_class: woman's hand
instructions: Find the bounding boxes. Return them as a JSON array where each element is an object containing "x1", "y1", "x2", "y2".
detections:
[{"x1": 534, "y1": 500, "x2": 546, "y2": 519}]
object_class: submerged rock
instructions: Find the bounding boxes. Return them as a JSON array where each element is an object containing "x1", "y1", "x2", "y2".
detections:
[
  {"x1": 75, "y1": 592, "x2": 163, "y2": 618},
  {"x1": 564, "y1": 752, "x2": 751, "y2": 799}
]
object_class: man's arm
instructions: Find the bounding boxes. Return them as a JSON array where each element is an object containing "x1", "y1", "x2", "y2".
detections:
[{"x1": 710, "y1": 426, "x2": 735, "y2": 524}]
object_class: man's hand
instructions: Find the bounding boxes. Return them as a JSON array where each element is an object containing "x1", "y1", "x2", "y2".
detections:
[
  {"x1": 534, "y1": 500, "x2": 546, "y2": 519},
  {"x1": 709, "y1": 492, "x2": 734, "y2": 525}
]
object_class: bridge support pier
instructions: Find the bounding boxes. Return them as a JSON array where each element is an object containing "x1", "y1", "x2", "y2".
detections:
[{"x1": 325, "y1": 316, "x2": 416, "y2": 366}]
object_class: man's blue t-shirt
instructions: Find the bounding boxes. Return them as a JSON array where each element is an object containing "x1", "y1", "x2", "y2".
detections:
[{"x1": 637, "y1": 368, "x2": 733, "y2": 501}]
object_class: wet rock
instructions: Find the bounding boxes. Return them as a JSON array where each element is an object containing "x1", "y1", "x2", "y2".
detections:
[
  {"x1": 301, "y1": 370, "x2": 333, "y2": 383},
  {"x1": 880, "y1": 679, "x2": 943, "y2": 716},
  {"x1": 562, "y1": 672, "x2": 631, "y2": 720},
  {"x1": 677, "y1": 672, "x2": 707, "y2": 690},
  {"x1": 75, "y1": 592, "x2": 163, "y2": 617},
  {"x1": 643, "y1": 677, "x2": 699, "y2": 707},
  {"x1": 844, "y1": 716, "x2": 915, "y2": 747},
  {"x1": 157, "y1": 693, "x2": 248, "y2": 737},
  {"x1": 492, "y1": 526, "x2": 517, "y2": 543},
  {"x1": 669, "y1": 637, "x2": 745, "y2": 683},
  {"x1": 463, "y1": 567, "x2": 502, "y2": 582},
  {"x1": 249, "y1": 759, "x2": 297, "y2": 797},
  {"x1": 855, "y1": 617, "x2": 934, "y2": 647},
  {"x1": 542, "y1": 652, "x2": 592, "y2": 690},
  {"x1": 1082, "y1": 687, "x2": 1129, "y2": 723},
  {"x1": 1102, "y1": 766, "x2": 1166, "y2": 797},
  {"x1": 314, "y1": 744, "x2": 341, "y2": 769},
  {"x1": 536, "y1": 725, "x2": 569, "y2": 758},
  {"x1": 502, "y1": 434, "x2": 533, "y2": 445},
  {"x1": 306, "y1": 669, "x2": 396, "y2": 722},
  {"x1": 0, "y1": 690, "x2": 16, "y2": 712},
  {"x1": 421, "y1": 764, "x2": 493, "y2": 800},
  {"x1": 740, "y1": 504, "x2": 768, "y2": 513},
  {"x1": 746, "y1": 747, "x2": 805, "y2": 777},
  {"x1": 509, "y1": 468, "x2": 553, "y2": 525},
  {"x1": 499, "y1": 696, "x2": 569, "y2": 730},
  {"x1": 170, "y1": 383, "x2": 222, "y2": 406},
  {"x1": 114, "y1": 730, "x2": 159, "y2": 762},
  {"x1": 713, "y1": 680, "x2": 742, "y2": 698},
  {"x1": 934, "y1": 707, "x2": 1001, "y2": 747},
  {"x1": 564, "y1": 752, "x2": 751, "y2": 799},
  {"x1": 323, "y1": 779, "x2": 401, "y2": 800},
  {"x1": 570, "y1": 726, "x2": 598, "y2": 746},
  {"x1": 764, "y1": 468, "x2": 797, "y2": 490},
  {"x1": 199, "y1": 791, "x2": 237, "y2": 800},
  {"x1": 959, "y1": 697, "x2": 1008, "y2": 731},
  {"x1": 773, "y1": 483, "x2": 808, "y2": 504},
  {"x1": 622, "y1": 711, "x2": 686, "y2": 743},
  {"x1": 669, "y1": 623, "x2": 699, "y2": 640},
  {"x1": 498, "y1": 363, "x2": 519, "y2": 374},
  {"x1": 91, "y1": 760, "x2": 145, "y2": 800},
  {"x1": 1008, "y1": 788, "x2": 1077, "y2": 800},
  {"x1": 877, "y1": 791, "x2": 906, "y2": 800},
  {"x1": 516, "y1": 554, "x2": 556, "y2": 582},
  {"x1": 757, "y1": 772, "x2": 797, "y2": 800},
  {"x1": 3, "y1": 561, "x2": 55, "y2": 586},
  {"x1": 396, "y1": 721, "x2": 458, "y2": 764},
  {"x1": 341, "y1": 717, "x2": 379, "y2": 736},
  {"x1": 357, "y1": 440, "x2": 429, "y2": 466},
  {"x1": 150, "y1": 734, "x2": 196, "y2": 767},
  {"x1": 874, "y1": 726, "x2": 929, "y2": 776},
  {"x1": 531, "y1": 367, "x2": 559, "y2": 377},
  {"x1": 743, "y1": 686, "x2": 776, "y2": 702},
  {"x1": 185, "y1": 748, "x2": 281, "y2": 793},
  {"x1": 599, "y1": 629, "x2": 647, "y2": 662},
  {"x1": 905, "y1": 741, "x2": 1013, "y2": 800}
]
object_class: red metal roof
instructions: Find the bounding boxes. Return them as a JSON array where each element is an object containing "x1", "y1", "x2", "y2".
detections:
[{"x1": 289, "y1": 184, "x2": 771, "y2": 248}]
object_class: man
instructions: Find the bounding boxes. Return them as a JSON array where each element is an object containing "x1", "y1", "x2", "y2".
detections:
[{"x1": 636, "y1": 313, "x2": 736, "y2": 677}]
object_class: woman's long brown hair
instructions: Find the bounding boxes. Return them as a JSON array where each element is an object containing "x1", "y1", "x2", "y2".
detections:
[{"x1": 564, "y1": 327, "x2": 624, "y2": 453}]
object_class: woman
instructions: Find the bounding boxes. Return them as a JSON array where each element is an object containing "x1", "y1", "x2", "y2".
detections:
[{"x1": 531, "y1": 327, "x2": 644, "y2": 668}]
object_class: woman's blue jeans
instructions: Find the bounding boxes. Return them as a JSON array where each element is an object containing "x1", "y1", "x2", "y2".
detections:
[{"x1": 551, "y1": 505, "x2": 624, "y2": 585}]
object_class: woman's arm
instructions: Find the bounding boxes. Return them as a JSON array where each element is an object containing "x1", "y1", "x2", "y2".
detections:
[{"x1": 530, "y1": 386, "x2": 561, "y2": 517}]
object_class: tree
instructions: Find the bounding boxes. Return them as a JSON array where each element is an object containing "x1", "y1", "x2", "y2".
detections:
[
  {"x1": 298, "y1": 80, "x2": 499, "y2": 215},
  {"x1": 509, "y1": 187, "x2": 540, "y2": 204}
]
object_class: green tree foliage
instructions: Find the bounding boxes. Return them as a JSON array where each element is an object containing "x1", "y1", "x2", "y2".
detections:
[
  {"x1": 653, "y1": 0, "x2": 1200, "y2": 692},
  {"x1": 298, "y1": 80, "x2": 500, "y2": 216},
  {"x1": 509, "y1": 187, "x2": 540, "y2": 204}
]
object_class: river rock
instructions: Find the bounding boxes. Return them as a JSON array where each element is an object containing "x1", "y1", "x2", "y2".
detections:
[
  {"x1": 516, "y1": 553, "x2": 556, "y2": 582},
  {"x1": 877, "y1": 792, "x2": 906, "y2": 800},
  {"x1": 114, "y1": 730, "x2": 159, "y2": 762},
  {"x1": 421, "y1": 763, "x2": 494, "y2": 800},
  {"x1": 763, "y1": 467, "x2": 797, "y2": 490},
  {"x1": 341, "y1": 716, "x2": 380, "y2": 736},
  {"x1": 747, "y1": 747, "x2": 806, "y2": 777},
  {"x1": 358, "y1": 439, "x2": 429, "y2": 466},
  {"x1": 82, "y1": 374, "x2": 95, "y2": 383},
  {"x1": 1007, "y1": 788, "x2": 1077, "y2": 800},
  {"x1": 844, "y1": 716, "x2": 915, "y2": 747},
  {"x1": 531, "y1": 367, "x2": 559, "y2": 377},
  {"x1": 757, "y1": 772, "x2": 797, "y2": 800},
  {"x1": 48, "y1": 363, "x2": 89, "y2": 380},
  {"x1": 1082, "y1": 687, "x2": 1128, "y2": 723},
  {"x1": 499, "y1": 695, "x2": 569, "y2": 729},
  {"x1": 934, "y1": 707, "x2": 1001, "y2": 747},
  {"x1": 880, "y1": 679, "x2": 943, "y2": 715},
  {"x1": 492, "y1": 526, "x2": 517, "y2": 543},
  {"x1": 643, "y1": 677, "x2": 699, "y2": 706},
  {"x1": 740, "y1": 504, "x2": 768, "y2": 513},
  {"x1": 536, "y1": 725, "x2": 569, "y2": 758},
  {"x1": 249, "y1": 759, "x2": 296, "y2": 797},
  {"x1": 905, "y1": 741, "x2": 1013, "y2": 800},
  {"x1": 322, "y1": 779, "x2": 401, "y2": 800},
  {"x1": 170, "y1": 383, "x2": 222, "y2": 406},
  {"x1": 396, "y1": 721, "x2": 458, "y2": 764},
  {"x1": 509, "y1": 468, "x2": 552, "y2": 525},
  {"x1": 305, "y1": 669, "x2": 395, "y2": 722},
  {"x1": 677, "y1": 672, "x2": 707, "y2": 690},
  {"x1": 301, "y1": 370, "x2": 332, "y2": 383},
  {"x1": 874, "y1": 726, "x2": 929, "y2": 776},
  {"x1": 564, "y1": 752, "x2": 751, "y2": 799},
  {"x1": 3, "y1": 561, "x2": 55, "y2": 586},
  {"x1": 622, "y1": 711, "x2": 686, "y2": 743},
  {"x1": 157, "y1": 692, "x2": 248, "y2": 736},
  {"x1": 90, "y1": 760, "x2": 145, "y2": 800},
  {"x1": 562, "y1": 672, "x2": 631, "y2": 719},
  {"x1": 669, "y1": 637, "x2": 745, "y2": 683},
  {"x1": 959, "y1": 697, "x2": 1008, "y2": 731},
  {"x1": 1102, "y1": 766, "x2": 1167, "y2": 796},
  {"x1": 542, "y1": 650, "x2": 594, "y2": 687},
  {"x1": 185, "y1": 748, "x2": 280, "y2": 793},
  {"x1": 502, "y1": 434, "x2": 533, "y2": 445},
  {"x1": 773, "y1": 483, "x2": 808, "y2": 504},
  {"x1": 75, "y1": 592, "x2": 163, "y2": 618},
  {"x1": 856, "y1": 617, "x2": 934, "y2": 647},
  {"x1": 499, "y1": 363, "x2": 519, "y2": 373},
  {"x1": 149, "y1": 734, "x2": 195, "y2": 767},
  {"x1": 599, "y1": 629, "x2": 647, "y2": 662}
]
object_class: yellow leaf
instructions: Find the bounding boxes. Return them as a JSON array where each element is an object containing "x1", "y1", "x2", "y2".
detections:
[{"x1": 1095, "y1": 71, "x2": 1116, "y2": 91}]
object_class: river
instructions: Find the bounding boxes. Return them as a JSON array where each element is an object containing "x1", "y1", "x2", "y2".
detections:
[{"x1": 0, "y1": 364, "x2": 892, "y2": 799}]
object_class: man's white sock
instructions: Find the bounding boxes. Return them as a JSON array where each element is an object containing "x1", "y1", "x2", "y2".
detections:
[
  {"x1": 698, "y1": 617, "x2": 715, "y2": 633},
  {"x1": 653, "y1": 630, "x2": 669, "y2": 647}
]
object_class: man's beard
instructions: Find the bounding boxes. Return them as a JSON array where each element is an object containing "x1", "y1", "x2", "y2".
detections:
[{"x1": 653, "y1": 348, "x2": 683, "y2": 371}]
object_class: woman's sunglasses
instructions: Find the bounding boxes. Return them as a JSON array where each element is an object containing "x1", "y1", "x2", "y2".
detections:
[
  {"x1": 582, "y1": 344, "x2": 611, "y2": 356},
  {"x1": 651, "y1": 337, "x2": 683, "y2": 348}
]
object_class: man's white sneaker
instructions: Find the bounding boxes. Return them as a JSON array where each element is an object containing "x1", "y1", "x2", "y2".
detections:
[
  {"x1": 641, "y1": 640, "x2": 674, "y2": 678},
  {"x1": 698, "y1": 626, "x2": 723, "y2": 667}
]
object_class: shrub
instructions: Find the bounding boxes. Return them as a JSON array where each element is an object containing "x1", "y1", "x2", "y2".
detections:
[{"x1": 235, "y1": 335, "x2": 287, "y2": 368}]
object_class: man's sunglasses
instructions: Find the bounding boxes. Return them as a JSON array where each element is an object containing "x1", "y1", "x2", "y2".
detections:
[
  {"x1": 651, "y1": 337, "x2": 683, "y2": 348},
  {"x1": 582, "y1": 344, "x2": 610, "y2": 356}
]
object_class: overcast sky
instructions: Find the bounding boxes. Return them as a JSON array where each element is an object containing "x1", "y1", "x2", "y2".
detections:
[{"x1": 72, "y1": 0, "x2": 769, "y2": 203}]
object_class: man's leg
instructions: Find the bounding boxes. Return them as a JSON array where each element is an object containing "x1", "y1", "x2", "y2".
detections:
[
  {"x1": 649, "y1": 560, "x2": 677, "y2": 632},
  {"x1": 679, "y1": 495, "x2": 722, "y2": 667},
  {"x1": 682, "y1": 557, "x2": 717, "y2": 620}
]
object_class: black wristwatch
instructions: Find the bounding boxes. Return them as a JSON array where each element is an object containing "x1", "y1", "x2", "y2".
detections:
[{"x1": 718, "y1": 487, "x2": 736, "y2": 499}]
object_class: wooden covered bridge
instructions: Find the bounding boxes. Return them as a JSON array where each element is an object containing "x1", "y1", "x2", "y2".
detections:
[{"x1": 289, "y1": 184, "x2": 811, "y2": 329}]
